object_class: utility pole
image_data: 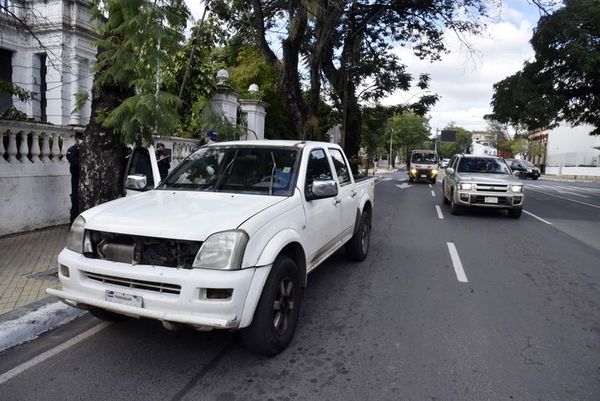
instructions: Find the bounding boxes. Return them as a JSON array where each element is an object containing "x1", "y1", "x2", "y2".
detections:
[{"x1": 389, "y1": 126, "x2": 393, "y2": 171}]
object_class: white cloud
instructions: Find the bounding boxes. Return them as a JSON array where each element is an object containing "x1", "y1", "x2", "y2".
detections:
[{"x1": 383, "y1": 5, "x2": 536, "y2": 133}]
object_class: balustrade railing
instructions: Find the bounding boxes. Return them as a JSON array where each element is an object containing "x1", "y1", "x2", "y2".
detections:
[
  {"x1": 1, "y1": 120, "x2": 199, "y2": 171},
  {"x1": 0, "y1": 120, "x2": 82, "y2": 166}
]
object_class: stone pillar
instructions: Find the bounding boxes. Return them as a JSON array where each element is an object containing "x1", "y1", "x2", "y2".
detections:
[
  {"x1": 209, "y1": 69, "x2": 238, "y2": 126},
  {"x1": 69, "y1": 57, "x2": 81, "y2": 125},
  {"x1": 239, "y1": 100, "x2": 268, "y2": 141}
]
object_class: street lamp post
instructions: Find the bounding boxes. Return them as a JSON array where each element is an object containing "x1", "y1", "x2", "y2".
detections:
[{"x1": 389, "y1": 127, "x2": 393, "y2": 170}]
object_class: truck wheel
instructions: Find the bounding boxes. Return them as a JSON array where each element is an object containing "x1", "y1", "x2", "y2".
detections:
[
  {"x1": 89, "y1": 307, "x2": 130, "y2": 322},
  {"x1": 450, "y1": 189, "x2": 462, "y2": 215},
  {"x1": 345, "y1": 209, "x2": 371, "y2": 262},
  {"x1": 241, "y1": 255, "x2": 301, "y2": 356},
  {"x1": 508, "y1": 208, "x2": 522, "y2": 219}
]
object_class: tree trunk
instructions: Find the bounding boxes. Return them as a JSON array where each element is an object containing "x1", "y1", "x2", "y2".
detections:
[
  {"x1": 79, "y1": 74, "x2": 131, "y2": 212},
  {"x1": 79, "y1": 87, "x2": 129, "y2": 212}
]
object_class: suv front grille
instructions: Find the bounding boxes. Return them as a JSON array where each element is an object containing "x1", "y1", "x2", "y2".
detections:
[
  {"x1": 475, "y1": 184, "x2": 508, "y2": 193},
  {"x1": 83, "y1": 271, "x2": 181, "y2": 294}
]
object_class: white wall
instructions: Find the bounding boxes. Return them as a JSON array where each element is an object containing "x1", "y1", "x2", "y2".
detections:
[{"x1": 546, "y1": 123, "x2": 600, "y2": 166}]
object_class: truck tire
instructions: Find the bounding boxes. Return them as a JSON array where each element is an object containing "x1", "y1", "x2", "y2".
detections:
[
  {"x1": 89, "y1": 307, "x2": 130, "y2": 322},
  {"x1": 241, "y1": 255, "x2": 302, "y2": 356},
  {"x1": 508, "y1": 208, "x2": 522, "y2": 219},
  {"x1": 345, "y1": 209, "x2": 371, "y2": 262},
  {"x1": 450, "y1": 189, "x2": 462, "y2": 215}
]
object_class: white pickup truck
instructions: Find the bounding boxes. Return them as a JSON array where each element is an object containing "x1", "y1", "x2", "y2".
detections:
[{"x1": 48, "y1": 140, "x2": 375, "y2": 355}]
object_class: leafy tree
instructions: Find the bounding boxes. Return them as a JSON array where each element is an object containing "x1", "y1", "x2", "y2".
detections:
[
  {"x1": 490, "y1": 0, "x2": 600, "y2": 135},
  {"x1": 212, "y1": 0, "x2": 489, "y2": 171},
  {"x1": 389, "y1": 112, "x2": 431, "y2": 164},
  {"x1": 79, "y1": 0, "x2": 189, "y2": 211}
]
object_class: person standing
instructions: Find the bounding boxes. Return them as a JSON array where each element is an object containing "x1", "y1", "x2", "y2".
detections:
[
  {"x1": 66, "y1": 132, "x2": 82, "y2": 223},
  {"x1": 156, "y1": 142, "x2": 170, "y2": 181}
]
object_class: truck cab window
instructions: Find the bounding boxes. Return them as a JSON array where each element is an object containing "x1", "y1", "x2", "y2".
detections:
[
  {"x1": 329, "y1": 148, "x2": 351, "y2": 185},
  {"x1": 305, "y1": 148, "x2": 334, "y2": 194}
]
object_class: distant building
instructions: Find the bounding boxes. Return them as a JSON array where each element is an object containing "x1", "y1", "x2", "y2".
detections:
[
  {"x1": 0, "y1": 0, "x2": 96, "y2": 125},
  {"x1": 543, "y1": 123, "x2": 600, "y2": 167}
]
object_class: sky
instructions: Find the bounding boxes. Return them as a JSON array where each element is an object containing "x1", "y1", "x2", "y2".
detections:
[
  {"x1": 383, "y1": 0, "x2": 549, "y2": 133},
  {"x1": 184, "y1": 1, "x2": 550, "y2": 134}
]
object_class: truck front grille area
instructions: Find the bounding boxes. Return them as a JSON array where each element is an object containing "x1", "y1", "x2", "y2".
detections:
[
  {"x1": 83, "y1": 271, "x2": 181, "y2": 295},
  {"x1": 475, "y1": 184, "x2": 508, "y2": 193},
  {"x1": 84, "y1": 231, "x2": 201, "y2": 269}
]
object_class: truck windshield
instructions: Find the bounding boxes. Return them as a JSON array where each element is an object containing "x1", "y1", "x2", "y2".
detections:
[
  {"x1": 457, "y1": 158, "x2": 511, "y2": 174},
  {"x1": 158, "y1": 146, "x2": 299, "y2": 196},
  {"x1": 411, "y1": 152, "x2": 437, "y2": 164}
]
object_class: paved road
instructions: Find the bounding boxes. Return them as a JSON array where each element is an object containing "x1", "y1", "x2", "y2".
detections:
[{"x1": 1, "y1": 174, "x2": 599, "y2": 400}]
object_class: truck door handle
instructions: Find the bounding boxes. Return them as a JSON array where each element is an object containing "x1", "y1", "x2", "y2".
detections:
[
  {"x1": 351, "y1": 190, "x2": 357, "y2": 198},
  {"x1": 333, "y1": 198, "x2": 342, "y2": 205}
]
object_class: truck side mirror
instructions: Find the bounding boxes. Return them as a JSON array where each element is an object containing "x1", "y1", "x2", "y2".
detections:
[
  {"x1": 125, "y1": 175, "x2": 148, "y2": 190},
  {"x1": 307, "y1": 179, "x2": 338, "y2": 200}
]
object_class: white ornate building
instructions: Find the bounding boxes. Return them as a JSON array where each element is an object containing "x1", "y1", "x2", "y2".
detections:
[{"x1": 0, "y1": 0, "x2": 96, "y2": 125}]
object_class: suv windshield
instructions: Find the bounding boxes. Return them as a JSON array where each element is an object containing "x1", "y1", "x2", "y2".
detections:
[
  {"x1": 457, "y1": 157, "x2": 511, "y2": 174},
  {"x1": 521, "y1": 160, "x2": 535, "y2": 168},
  {"x1": 411, "y1": 152, "x2": 438, "y2": 164},
  {"x1": 158, "y1": 146, "x2": 299, "y2": 196}
]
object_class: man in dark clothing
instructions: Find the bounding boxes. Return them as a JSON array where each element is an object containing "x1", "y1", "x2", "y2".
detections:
[
  {"x1": 156, "y1": 142, "x2": 170, "y2": 180},
  {"x1": 66, "y1": 132, "x2": 83, "y2": 223}
]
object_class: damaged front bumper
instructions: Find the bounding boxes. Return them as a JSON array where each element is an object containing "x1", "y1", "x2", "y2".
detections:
[{"x1": 47, "y1": 249, "x2": 271, "y2": 330}]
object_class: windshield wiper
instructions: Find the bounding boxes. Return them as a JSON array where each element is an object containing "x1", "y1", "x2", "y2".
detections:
[
  {"x1": 269, "y1": 152, "x2": 277, "y2": 196},
  {"x1": 213, "y1": 150, "x2": 238, "y2": 191}
]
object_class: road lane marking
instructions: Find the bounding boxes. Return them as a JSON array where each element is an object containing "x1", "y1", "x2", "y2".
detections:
[
  {"x1": 428, "y1": 184, "x2": 432, "y2": 188},
  {"x1": 523, "y1": 210, "x2": 552, "y2": 225},
  {"x1": 0, "y1": 322, "x2": 111, "y2": 385},
  {"x1": 525, "y1": 187, "x2": 600, "y2": 210},
  {"x1": 435, "y1": 205, "x2": 444, "y2": 219},
  {"x1": 447, "y1": 242, "x2": 468, "y2": 283},
  {"x1": 431, "y1": 190, "x2": 435, "y2": 197}
]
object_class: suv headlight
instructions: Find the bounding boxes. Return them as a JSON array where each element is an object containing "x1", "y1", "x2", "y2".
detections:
[
  {"x1": 193, "y1": 230, "x2": 249, "y2": 270},
  {"x1": 66, "y1": 216, "x2": 86, "y2": 253},
  {"x1": 459, "y1": 183, "x2": 472, "y2": 190},
  {"x1": 512, "y1": 185, "x2": 523, "y2": 193}
]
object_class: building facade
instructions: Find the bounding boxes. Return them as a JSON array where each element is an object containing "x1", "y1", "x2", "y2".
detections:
[{"x1": 0, "y1": 0, "x2": 96, "y2": 125}]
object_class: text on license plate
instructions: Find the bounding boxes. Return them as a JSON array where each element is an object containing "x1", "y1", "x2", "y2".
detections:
[
  {"x1": 105, "y1": 290, "x2": 143, "y2": 308},
  {"x1": 484, "y1": 197, "x2": 498, "y2": 204},
  {"x1": 420, "y1": 174, "x2": 427, "y2": 178}
]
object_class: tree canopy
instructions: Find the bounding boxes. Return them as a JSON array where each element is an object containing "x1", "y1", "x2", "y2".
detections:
[{"x1": 489, "y1": 0, "x2": 600, "y2": 135}]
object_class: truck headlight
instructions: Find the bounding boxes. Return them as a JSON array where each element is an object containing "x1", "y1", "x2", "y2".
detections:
[
  {"x1": 459, "y1": 183, "x2": 472, "y2": 190},
  {"x1": 193, "y1": 230, "x2": 249, "y2": 270},
  {"x1": 512, "y1": 185, "x2": 523, "y2": 193},
  {"x1": 432, "y1": 169, "x2": 438, "y2": 175},
  {"x1": 410, "y1": 168, "x2": 417, "y2": 174},
  {"x1": 66, "y1": 216, "x2": 86, "y2": 253}
]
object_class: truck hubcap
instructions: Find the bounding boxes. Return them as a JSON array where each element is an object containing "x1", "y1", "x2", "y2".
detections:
[{"x1": 273, "y1": 278, "x2": 294, "y2": 335}]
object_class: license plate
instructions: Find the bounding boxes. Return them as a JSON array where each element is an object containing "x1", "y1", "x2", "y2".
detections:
[
  {"x1": 420, "y1": 174, "x2": 427, "y2": 178},
  {"x1": 484, "y1": 197, "x2": 498, "y2": 204},
  {"x1": 105, "y1": 290, "x2": 143, "y2": 308}
]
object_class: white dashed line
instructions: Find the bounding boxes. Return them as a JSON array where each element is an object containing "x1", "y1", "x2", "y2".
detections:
[
  {"x1": 447, "y1": 242, "x2": 468, "y2": 283},
  {"x1": 0, "y1": 322, "x2": 111, "y2": 385},
  {"x1": 428, "y1": 184, "x2": 432, "y2": 188},
  {"x1": 523, "y1": 210, "x2": 553, "y2": 225},
  {"x1": 435, "y1": 205, "x2": 444, "y2": 219},
  {"x1": 431, "y1": 190, "x2": 436, "y2": 197}
]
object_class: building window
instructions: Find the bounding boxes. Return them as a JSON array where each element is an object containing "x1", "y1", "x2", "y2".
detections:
[
  {"x1": 0, "y1": 48, "x2": 13, "y2": 114},
  {"x1": 38, "y1": 53, "x2": 47, "y2": 122}
]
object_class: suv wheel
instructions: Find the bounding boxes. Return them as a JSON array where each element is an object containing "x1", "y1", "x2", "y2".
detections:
[
  {"x1": 442, "y1": 181, "x2": 450, "y2": 205},
  {"x1": 450, "y1": 189, "x2": 462, "y2": 215}
]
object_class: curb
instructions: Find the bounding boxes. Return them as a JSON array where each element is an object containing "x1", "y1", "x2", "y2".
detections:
[{"x1": 0, "y1": 297, "x2": 86, "y2": 353}]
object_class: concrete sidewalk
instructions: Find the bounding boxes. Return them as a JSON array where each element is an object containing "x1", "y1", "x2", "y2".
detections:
[{"x1": 0, "y1": 225, "x2": 84, "y2": 352}]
